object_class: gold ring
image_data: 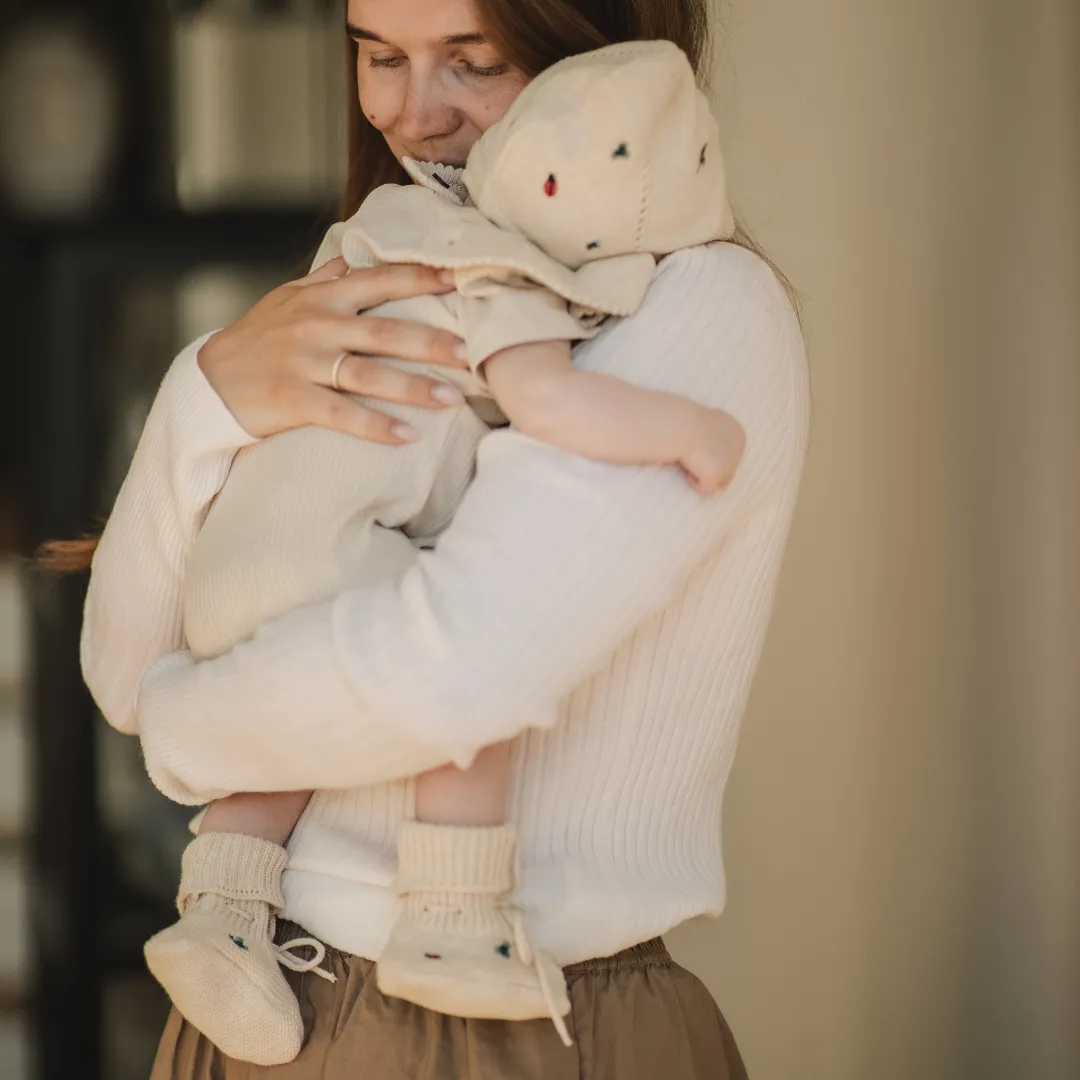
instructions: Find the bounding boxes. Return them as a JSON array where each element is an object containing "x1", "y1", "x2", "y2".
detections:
[{"x1": 331, "y1": 352, "x2": 347, "y2": 392}]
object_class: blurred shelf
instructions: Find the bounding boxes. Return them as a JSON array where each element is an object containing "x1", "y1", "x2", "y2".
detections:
[
  {"x1": 3, "y1": 204, "x2": 334, "y2": 236},
  {"x1": 4, "y1": 206, "x2": 334, "y2": 275}
]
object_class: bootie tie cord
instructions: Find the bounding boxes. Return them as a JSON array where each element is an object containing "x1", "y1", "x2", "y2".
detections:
[{"x1": 275, "y1": 936, "x2": 338, "y2": 984}]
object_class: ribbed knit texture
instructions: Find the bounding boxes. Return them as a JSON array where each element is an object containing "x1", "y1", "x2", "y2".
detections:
[
  {"x1": 82, "y1": 241, "x2": 811, "y2": 966},
  {"x1": 177, "y1": 832, "x2": 287, "y2": 914},
  {"x1": 395, "y1": 822, "x2": 517, "y2": 895}
]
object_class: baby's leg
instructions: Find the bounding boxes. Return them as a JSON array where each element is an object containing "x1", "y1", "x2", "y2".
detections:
[
  {"x1": 379, "y1": 741, "x2": 572, "y2": 1044},
  {"x1": 144, "y1": 789, "x2": 315, "y2": 1065},
  {"x1": 414, "y1": 743, "x2": 510, "y2": 826},
  {"x1": 199, "y1": 789, "x2": 313, "y2": 843}
]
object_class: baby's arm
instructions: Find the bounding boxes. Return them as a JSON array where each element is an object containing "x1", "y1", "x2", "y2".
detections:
[{"x1": 482, "y1": 339, "x2": 746, "y2": 495}]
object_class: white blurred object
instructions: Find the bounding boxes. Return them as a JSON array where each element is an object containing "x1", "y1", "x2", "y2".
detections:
[
  {"x1": 0, "y1": 1018, "x2": 28, "y2": 1080},
  {"x1": 175, "y1": 264, "x2": 285, "y2": 344},
  {"x1": 0, "y1": 852, "x2": 27, "y2": 990},
  {"x1": 0, "y1": 700, "x2": 25, "y2": 838},
  {"x1": 173, "y1": 6, "x2": 347, "y2": 210},
  {"x1": 0, "y1": 20, "x2": 120, "y2": 217},
  {"x1": 0, "y1": 563, "x2": 26, "y2": 688},
  {"x1": 0, "y1": 561, "x2": 26, "y2": 839}
]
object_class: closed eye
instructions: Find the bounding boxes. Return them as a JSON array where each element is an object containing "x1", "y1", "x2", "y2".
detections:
[{"x1": 461, "y1": 61, "x2": 510, "y2": 77}]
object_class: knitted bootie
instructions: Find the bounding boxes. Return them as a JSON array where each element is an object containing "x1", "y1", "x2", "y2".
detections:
[
  {"x1": 144, "y1": 832, "x2": 332, "y2": 1065},
  {"x1": 377, "y1": 822, "x2": 572, "y2": 1046}
]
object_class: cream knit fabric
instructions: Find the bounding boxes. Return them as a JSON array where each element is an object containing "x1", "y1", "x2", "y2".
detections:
[
  {"x1": 377, "y1": 823, "x2": 571, "y2": 1041},
  {"x1": 142, "y1": 833, "x2": 304, "y2": 1066},
  {"x1": 82, "y1": 240, "x2": 810, "y2": 967},
  {"x1": 460, "y1": 41, "x2": 735, "y2": 266}
]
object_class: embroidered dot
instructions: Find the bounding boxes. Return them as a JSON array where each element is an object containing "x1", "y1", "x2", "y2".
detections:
[
  {"x1": 229, "y1": 935, "x2": 247, "y2": 951},
  {"x1": 496, "y1": 941, "x2": 512, "y2": 959},
  {"x1": 544, "y1": 174, "x2": 557, "y2": 197},
  {"x1": 613, "y1": 143, "x2": 629, "y2": 159},
  {"x1": 699, "y1": 144, "x2": 707, "y2": 168},
  {"x1": 424, "y1": 952, "x2": 443, "y2": 960},
  {"x1": 586, "y1": 241, "x2": 600, "y2": 250}
]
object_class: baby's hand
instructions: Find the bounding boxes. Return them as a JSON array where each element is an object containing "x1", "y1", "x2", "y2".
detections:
[{"x1": 680, "y1": 407, "x2": 747, "y2": 496}]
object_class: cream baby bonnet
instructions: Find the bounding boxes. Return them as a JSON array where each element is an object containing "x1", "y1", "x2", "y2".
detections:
[
  {"x1": 341, "y1": 40, "x2": 735, "y2": 319},
  {"x1": 462, "y1": 39, "x2": 736, "y2": 268}
]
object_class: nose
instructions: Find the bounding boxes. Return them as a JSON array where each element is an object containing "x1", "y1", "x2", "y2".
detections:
[{"x1": 395, "y1": 64, "x2": 458, "y2": 147}]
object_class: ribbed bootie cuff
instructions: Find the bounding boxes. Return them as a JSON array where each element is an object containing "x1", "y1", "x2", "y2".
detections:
[
  {"x1": 396, "y1": 822, "x2": 517, "y2": 896},
  {"x1": 177, "y1": 832, "x2": 288, "y2": 915}
]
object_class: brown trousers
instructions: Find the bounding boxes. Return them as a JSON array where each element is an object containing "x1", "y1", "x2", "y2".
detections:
[{"x1": 150, "y1": 920, "x2": 749, "y2": 1079}]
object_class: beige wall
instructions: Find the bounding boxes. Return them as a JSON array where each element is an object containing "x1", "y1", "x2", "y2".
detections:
[{"x1": 667, "y1": 3, "x2": 1080, "y2": 1078}]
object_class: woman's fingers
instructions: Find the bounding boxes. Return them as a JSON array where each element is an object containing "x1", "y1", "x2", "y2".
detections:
[
  {"x1": 321, "y1": 353, "x2": 466, "y2": 410},
  {"x1": 315, "y1": 262, "x2": 455, "y2": 314},
  {"x1": 197, "y1": 257, "x2": 471, "y2": 441},
  {"x1": 314, "y1": 314, "x2": 467, "y2": 369},
  {"x1": 288, "y1": 255, "x2": 349, "y2": 286},
  {"x1": 297, "y1": 386, "x2": 421, "y2": 445}
]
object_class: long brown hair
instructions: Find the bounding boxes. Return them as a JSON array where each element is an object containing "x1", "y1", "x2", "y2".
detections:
[{"x1": 34, "y1": 0, "x2": 801, "y2": 576}]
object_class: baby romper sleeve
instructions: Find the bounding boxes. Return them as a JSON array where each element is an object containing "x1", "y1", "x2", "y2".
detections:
[{"x1": 446, "y1": 281, "x2": 602, "y2": 378}]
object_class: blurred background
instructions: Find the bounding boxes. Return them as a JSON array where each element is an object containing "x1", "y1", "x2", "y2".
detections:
[{"x1": 0, "y1": 0, "x2": 1076, "y2": 1078}]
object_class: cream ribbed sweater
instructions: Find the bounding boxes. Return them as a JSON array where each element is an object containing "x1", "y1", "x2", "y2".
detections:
[{"x1": 81, "y1": 242, "x2": 810, "y2": 966}]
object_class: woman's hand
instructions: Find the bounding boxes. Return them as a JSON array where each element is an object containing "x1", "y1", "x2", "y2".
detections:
[{"x1": 197, "y1": 256, "x2": 471, "y2": 444}]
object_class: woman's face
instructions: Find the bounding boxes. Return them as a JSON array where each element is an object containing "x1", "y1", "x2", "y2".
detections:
[{"x1": 348, "y1": 0, "x2": 529, "y2": 168}]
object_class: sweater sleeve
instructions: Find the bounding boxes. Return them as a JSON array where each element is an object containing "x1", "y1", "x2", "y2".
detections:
[
  {"x1": 136, "y1": 244, "x2": 810, "y2": 805},
  {"x1": 80, "y1": 334, "x2": 259, "y2": 735}
]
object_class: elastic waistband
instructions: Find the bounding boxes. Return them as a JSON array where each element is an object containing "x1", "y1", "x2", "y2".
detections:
[
  {"x1": 277, "y1": 919, "x2": 670, "y2": 976},
  {"x1": 564, "y1": 937, "x2": 671, "y2": 976}
]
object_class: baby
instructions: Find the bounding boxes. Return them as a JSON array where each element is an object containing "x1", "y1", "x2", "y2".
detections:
[{"x1": 143, "y1": 40, "x2": 746, "y2": 1064}]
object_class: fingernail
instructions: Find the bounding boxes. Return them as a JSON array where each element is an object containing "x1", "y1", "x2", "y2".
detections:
[
  {"x1": 453, "y1": 342, "x2": 469, "y2": 361},
  {"x1": 391, "y1": 422, "x2": 421, "y2": 442},
  {"x1": 432, "y1": 383, "x2": 465, "y2": 405}
]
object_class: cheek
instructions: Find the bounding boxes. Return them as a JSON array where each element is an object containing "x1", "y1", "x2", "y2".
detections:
[
  {"x1": 355, "y1": 68, "x2": 398, "y2": 130},
  {"x1": 473, "y1": 76, "x2": 529, "y2": 133}
]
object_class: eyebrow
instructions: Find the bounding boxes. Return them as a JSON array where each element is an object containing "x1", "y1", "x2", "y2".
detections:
[{"x1": 346, "y1": 24, "x2": 487, "y2": 47}]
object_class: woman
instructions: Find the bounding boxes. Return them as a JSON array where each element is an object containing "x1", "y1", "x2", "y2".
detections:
[{"x1": 65, "y1": 0, "x2": 810, "y2": 1075}]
